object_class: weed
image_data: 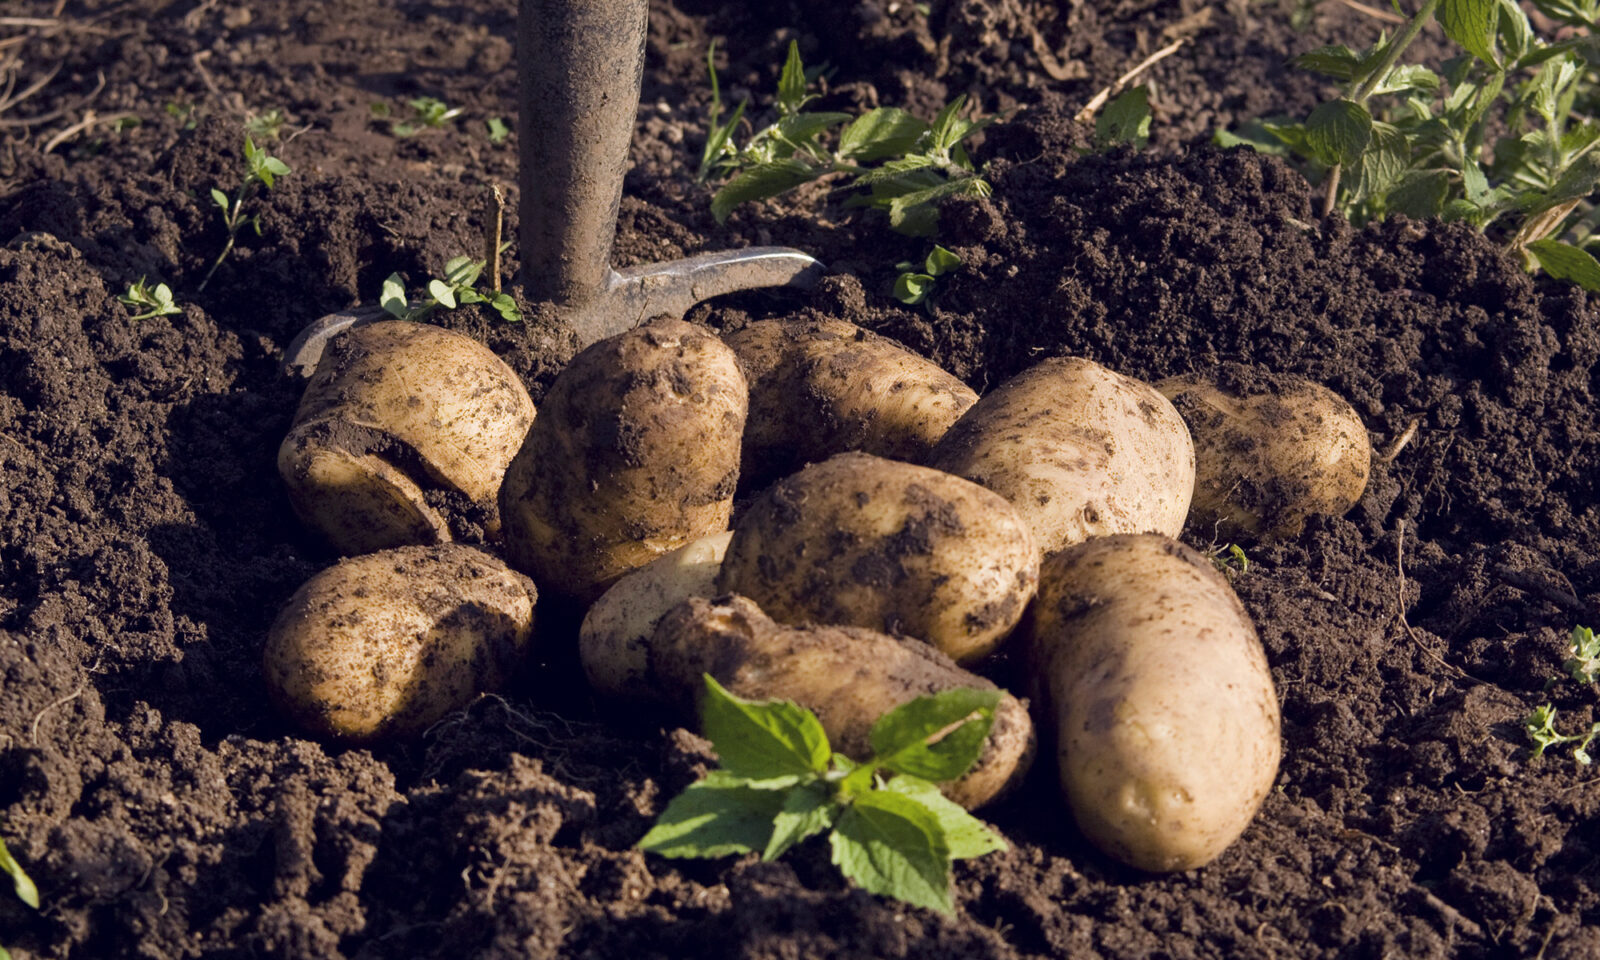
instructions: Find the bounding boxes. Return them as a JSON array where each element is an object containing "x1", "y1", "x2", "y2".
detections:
[
  {"x1": 244, "y1": 108, "x2": 286, "y2": 142},
  {"x1": 380, "y1": 252, "x2": 521, "y2": 324},
  {"x1": 1094, "y1": 85, "x2": 1154, "y2": 151},
  {"x1": 1210, "y1": 543, "x2": 1251, "y2": 580},
  {"x1": 376, "y1": 96, "x2": 464, "y2": 137},
  {"x1": 0, "y1": 833, "x2": 38, "y2": 960},
  {"x1": 485, "y1": 116, "x2": 510, "y2": 144},
  {"x1": 1563, "y1": 625, "x2": 1599, "y2": 685},
  {"x1": 894, "y1": 244, "x2": 961, "y2": 307},
  {"x1": 117, "y1": 278, "x2": 182, "y2": 321},
  {"x1": 198, "y1": 136, "x2": 290, "y2": 292},
  {"x1": 1524, "y1": 702, "x2": 1600, "y2": 763}
]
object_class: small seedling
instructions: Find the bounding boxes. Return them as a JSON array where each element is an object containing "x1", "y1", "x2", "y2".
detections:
[
  {"x1": 1563, "y1": 625, "x2": 1599, "y2": 685},
  {"x1": 0, "y1": 833, "x2": 39, "y2": 960},
  {"x1": 198, "y1": 136, "x2": 290, "y2": 292},
  {"x1": 894, "y1": 244, "x2": 961, "y2": 307},
  {"x1": 1093, "y1": 85, "x2": 1153, "y2": 151},
  {"x1": 485, "y1": 116, "x2": 511, "y2": 144},
  {"x1": 1210, "y1": 543, "x2": 1250, "y2": 580},
  {"x1": 165, "y1": 101, "x2": 197, "y2": 131},
  {"x1": 380, "y1": 252, "x2": 521, "y2": 324},
  {"x1": 377, "y1": 96, "x2": 464, "y2": 137},
  {"x1": 1524, "y1": 702, "x2": 1600, "y2": 763},
  {"x1": 638, "y1": 675, "x2": 1007, "y2": 914},
  {"x1": 244, "y1": 108, "x2": 287, "y2": 142},
  {"x1": 117, "y1": 278, "x2": 182, "y2": 321}
]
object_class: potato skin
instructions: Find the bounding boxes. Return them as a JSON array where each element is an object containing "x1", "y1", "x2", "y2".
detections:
[
  {"x1": 263, "y1": 544, "x2": 537, "y2": 743},
  {"x1": 580, "y1": 530, "x2": 732, "y2": 703},
  {"x1": 1026, "y1": 534, "x2": 1280, "y2": 872},
  {"x1": 652, "y1": 595, "x2": 1034, "y2": 810},
  {"x1": 498, "y1": 318, "x2": 747, "y2": 601},
  {"x1": 1156, "y1": 367, "x2": 1371, "y2": 539},
  {"x1": 928, "y1": 357, "x2": 1194, "y2": 556},
  {"x1": 717, "y1": 452, "x2": 1038, "y2": 663},
  {"x1": 725, "y1": 318, "x2": 977, "y2": 489},
  {"x1": 279, "y1": 320, "x2": 536, "y2": 554}
]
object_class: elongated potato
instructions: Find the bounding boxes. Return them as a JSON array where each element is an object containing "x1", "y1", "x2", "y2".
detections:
[
  {"x1": 580, "y1": 530, "x2": 732, "y2": 702},
  {"x1": 499, "y1": 318, "x2": 747, "y2": 602},
  {"x1": 279, "y1": 320, "x2": 536, "y2": 555},
  {"x1": 1156, "y1": 367, "x2": 1370, "y2": 539},
  {"x1": 652, "y1": 595, "x2": 1034, "y2": 810},
  {"x1": 928, "y1": 357, "x2": 1194, "y2": 556},
  {"x1": 717, "y1": 452, "x2": 1038, "y2": 663},
  {"x1": 263, "y1": 543, "x2": 537, "y2": 743},
  {"x1": 1026, "y1": 534, "x2": 1280, "y2": 871},
  {"x1": 725, "y1": 318, "x2": 977, "y2": 489}
]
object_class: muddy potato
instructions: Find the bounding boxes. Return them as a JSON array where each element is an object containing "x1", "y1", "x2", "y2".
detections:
[
  {"x1": 263, "y1": 543, "x2": 537, "y2": 743},
  {"x1": 717, "y1": 452, "x2": 1038, "y2": 663},
  {"x1": 1026, "y1": 534, "x2": 1280, "y2": 872},
  {"x1": 652, "y1": 594, "x2": 1034, "y2": 810},
  {"x1": 725, "y1": 318, "x2": 977, "y2": 489},
  {"x1": 278, "y1": 320, "x2": 537, "y2": 555},
  {"x1": 579, "y1": 530, "x2": 732, "y2": 702},
  {"x1": 1156, "y1": 366, "x2": 1371, "y2": 539},
  {"x1": 928, "y1": 356, "x2": 1194, "y2": 556},
  {"x1": 499, "y1": 318, "x2": 746, "y2": 602}
]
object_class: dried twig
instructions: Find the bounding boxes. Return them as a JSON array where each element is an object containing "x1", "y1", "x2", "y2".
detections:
[
  {"x1": 1334, "y1": 0, "x2": 1408, "y2": 23},
  {"x1": 1381, "y1": 418, "x2": 1420, "y2": 462},
  {"x1": 1075, "y1": 38, "x2": 1186, "y2": 124},
  {"x1": 485, "y1": 183, "x2": 505, "y2": 293}
]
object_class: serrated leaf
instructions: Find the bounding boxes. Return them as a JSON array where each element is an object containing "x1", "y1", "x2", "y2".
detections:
[
  {"x1": 636, "y1": 777, "x2": 787, "y2": 858},
  {"x1": 774, "y1": 112, "x2": 852, "y2": 150},
  {"x1": 0, "y1": 837, "x2": 38, "y2": 910},
  {"x1": 928, "y1": 95, "x2": 973, "y2": 152},
  {"x1": 831, "y1": 791, "x2": 952, "y2": 913},
  {"x1": 852, "y1": 155, "x2": 941, "y2": 189},
  {"x1": 1545, "y1": 151, "x2": 1600, "y2": 206},
  {"x1": 763, "y1": 781, "x2": 838, "y2": 861},
  {"x1": 711, "y1": 159, "x2": 819, "y2": 223},
  {"x1": 925, "y1": 245, "x2": 961, "y2": 275},
  {"x1": 1387, "y1": 170, "x2": 1452, "y2": 218},
  {"x1": 1294, "y1": 45, "x2": 1362, "y2": 81},
  {"x1": 427, "y1": 279, "x2": 456, "y2": 309},
  {"x1": 1439, "y1": 0, "x2": 1500, "y2": 64},
  {"x1": 1305, "y1": 99, "x2": 1373, "y2": 168},
  {"x1": 1461, "y1": 160, "x2": 1492, "y2": 206},
  {"x1": 1349, "y1": 121, "x2": 1410, "y2": 202},
  {"x1": 380, "y1": 273, "x2": 409, "y2": 319},
  {"x1": 778, "y1": 40, "x2": 808, "y2": 115},
  {"x1": 700, "y1": 674, "x2": 831, "y2": 779},
  {"x1": 210, "y1": 187, "x2": 230, "y2": 210},
  {"x1": 1370, "y1": 63, "x2": 1441, "y2": 96},
  {"x1": 839, "y1": 108, "x2": 930, "y2": 161},
  {"x1": 886, "y1": 776, "x2": 1007, "y2": 860},
  {"x1": 1496, "y1": 0, "x2": 1533, "y2": 59},
  {"x1": 1529, "y1": 239, "x2": 1600, "y2": 291},
  {"x1": 870, "y1": 688, "x2": 1000, "y2": 782},
  {"x1": 1096, "y1": 85, "x2": 1152, "y2": 150}
]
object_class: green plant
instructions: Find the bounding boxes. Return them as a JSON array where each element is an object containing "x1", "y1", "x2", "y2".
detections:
[
  {"x1": 1563, "y1": 625, "x2": 1599, "y2": 684},
  {"x1": 380, "y1": 253, "x2": 522, "y2": 324},
  {"x1": 638, "y1": 675, "x2": 1007, "y2": 914},
  {"x1": 1219, "y1": 0, "x2": 1600, "y2": 288},
  {"x1": 1524, "y1": 702, "x2": 1600, "y2": 763},
  {"x1": 117, "y1": 278, "x2": 182, "y2": 321},
  {"x1": 485, "y1": 116, "x2": 510, "y2": 144},
  {"x1": 1094, "y1": 85, "x2": 1154, "y2": 151},
  {"x1": 700, "y1": 40, "x2": 996, "y2": 237},
  {"x1": 244, "y1": 108, "x2": 286, "y2": 142},
  {"x1": 894, "y1": 244, "x2": 961, "y2": 307},
  {"x1": 1210, "y1": 543, "x2": 1251, "y2": 579},
  {"x1": 375, "y1": 96, "x2": 464, "y2": 137},
  {"x1": 0, "y1": 833, "x2": 39, "y2": 960},
  {"x1": 198, "y1": 136, "x2": 290, "y2": 292}
]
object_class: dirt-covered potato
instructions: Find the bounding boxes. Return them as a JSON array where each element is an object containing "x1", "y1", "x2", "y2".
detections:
[
  {"x1": 263, "y1": 543, "x2": 537, "y2": 743},
  {"x1": 1026, "y1": 534, "x2": 1280, "y2": 872},
  {"x1": 498, "y1": 318, "x2": 746, "y2": 602},
  {"x1": 725, "y1": 318, "x2": 977, "y2": 489},
  {"x1": 278, "y1": 320, "x2": 536, "y2": 555},
  {"x1": 928, "y1": 356, "x2": 1194, "y2": 556},
  {"x1": 579, "y1": 530, "x2": 732, "y2": 702},
  {"x1": 717, "y1": 452, "x2": 1038, "y2": 664},
  {"x1": 652, "y1": 594, "x2": 1034, "y2": 810},
  {"x1": 1156, "y1": 366, "x2": 1371, "y2": 539}
]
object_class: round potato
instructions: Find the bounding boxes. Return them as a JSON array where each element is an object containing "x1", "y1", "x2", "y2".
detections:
[
  {"x1": 652, "y1": 594, "x2": 1035, "y2": 810},
  {"x1": 580, "y1": 530, "x2": 732, "y2": 702},
  {"x1": 928, "y1": 356, "x2": 1194, "y2": 556},
  {"x1": 279, "y1": 320, "x2": 536, "y2": 555},
  {"x1": 1156, "y1": 366, "x2": 1371, "y2": 539},
  {"x1": 1026, "y1": 534, "x2": 1280, "y2": 872},
  {"x1": 263, "y1": 543, "x2": 537, "y2": 743},
  {"x1": 725, "y1": 318, "x2": 977, "y2": 490},
  {"x1": 498, "y1": 318, "x2": 746, "y2": 602},
  {"x1": 717, "y1": 452, "x2": 1038, "y2": 663}
]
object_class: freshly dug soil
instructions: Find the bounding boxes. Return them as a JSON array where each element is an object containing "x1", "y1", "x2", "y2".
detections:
[{"x1": 2, "y1": 1, "x2": 1597, "y2": 958}]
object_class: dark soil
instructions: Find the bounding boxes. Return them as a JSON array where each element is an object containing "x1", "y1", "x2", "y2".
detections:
[{"x1": 3, "y1": 1, "x2": 1598, "y2": 958}]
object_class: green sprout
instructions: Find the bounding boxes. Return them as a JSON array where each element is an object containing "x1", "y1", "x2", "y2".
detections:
[
  {"x1": 198, "y1": 136, "x2": 290, "y2": 292},
  {"x1": 116, "y1": 278, "x2": 182, "y2": 321},
  {"x1": 1524, "y1": 702, "x2": 1600, "y2": 763},
  {"x1": 0, "y1": 833, "x2": 39, "y2": 960},
  {"x1": 244, "y1": 108, "x2": 286, "y2": 142},
  {"x1": 638, "y1": 675, "x2": 1006, "y2": 915},
  {"x1": 485, "y1": 116, "x2": 511, "y2": 144},
  {"x1": 1211, "y1": 543, "x2": 1251, "y2": 580},
  {"x1": 380, "y1": 252, "x2": 521, "y2": 324},
  {"x1": 1093, "y1": 85, "x2": 1153, "y2": 152},
  {"x1": 1563, "y1": 625, "x2": 1599, "y2": 685},
  {"x1": 894, "y1": 244, "x2": 961, "y2": 307},
  {"x1": 379, "y1": 96, "x2": 464, "y2": 137}
]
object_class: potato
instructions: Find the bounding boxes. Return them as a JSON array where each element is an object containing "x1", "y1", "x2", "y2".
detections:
[
  {"x1": 928, "y1": 356, "x2": 1194, "y2": 556},
  {"x1": 1026, "y1": 534, "x2": 1280, "y2": 872},
  {"x1": 498, "y1": 318, "x2": 746, "y2": 602},
  {"x1": 278, "y1": 320, "x2": 537, "y2": 555},
  {"x1": 717, "y1": 452, "x2": 1038, "y2": 664},
  {"x1": 724, "y1": 318, "x2": 977, "y2": 489},
  {"x1": 1156, "y1": 366, "x2": 1371, "y2": 539},
  {"x1": 652, "y1": 594, "x2": 1034, "y2": 810},
  {"x1": 580, "y1": 530, "x2": 732, "y2": 702},
  {"x1": 263, "y1": 543, "x2": 537, "y2": 743}
]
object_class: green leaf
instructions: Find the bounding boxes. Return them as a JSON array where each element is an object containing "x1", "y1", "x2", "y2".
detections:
[
  {"x1": 263, "y1": 156, "x2": 290, "y2": 178},
  {"x1": 928, "y1": 94, "x2": 979, "y2": 152},
  {"x1": 0, "y1": 837, "x2": 38, "y2": 910},
  {"x1": 894, "y1": 272, "x2": 932, "y2": 305},
  {"x1": 489, "y1": 292, "x2": 523, "y2": 323},
  {"x1": 839, "y1": 108, "x2": 930, "y2": 161},
  {"x1": 428, "y1": 278, "x2": 457, "y2": 309},
  {"x1": 885, "y1": 775, "x2": 1007, "y2": 860},
  {"x1": 1293, "y1": 45, "x2": 1363, "y2": 81},
  {"x1": 699, "y1": 674, "x2": 832, "y2": 779},
  {"x1": 1387, "y1": 170, "x2": 1452, "y2": 218},
  {"x1": 444, "y1": 256, "x2": 481, "y2": 285},
  {"x1": 636, "y1": 774, "x2": 787, "y2": 858},
  {"x1": 1369, "y1": 64, "x2": 1441, "y2": 96},
  {"x1": 486, "y1": 116, "x2": 510, "y2": 143},
  {"x1": 1305, "y1": 99, "x2": 1373, "y2": 168},
  {"x1": 209, "y1": 187, "x2": 230, "y2": 210},
  {"x1": 763, "y1": 780, "x2": 838, "y2": 861},
  {"x1": 1496, "y1": 0, "x2": 1533, "y2": 60},
  {"x1": 153, "y1": 283, "x2": 176, "y2": 309},
  {"x1": 777, "y1": 40, "x2": 809, "y2": 115},
  {"x1": 869, "y1": 688, "x2": 1000, "y2": 782},
  {"x1": 380, "y1": 273, "x2": 409, "y2": 319},
  {"x1": 1350, "y1": 121, "x2": 1410, "y2": 202},
  {"x1": 925, "y1": 244, "x2": 961, "y2": 275},
  {"x1": 1214, "y1": 122, "x2": 1291, "y2": 156},
  {"x1": 711, "y1": 159, "x2": 819, "y2": 223},
  {"x1": 882, "y1": 177, "x2": 990, "y2": 237},
  {"x1": 457, "y1": 288, "x2": 486, "y2": 304},
  {"x1": 1439, "y1": 0, "x2": 1500, "y2": 65},
  {"x1": 1545, "y1": 151, "x2": 1600, "y2": 206},
  {"x1": 1096, "y1": 85, "x2": 1152, "y2": 150},
  {"x1": 831, "y1": 790, "x2": 952, "y2": 913},
  {"x1": 1528, "y1": 239, "x2": 1600, "y2": 291},
  {"x1": 774, "y1": 112, "x2": 853, "y2": 150}
]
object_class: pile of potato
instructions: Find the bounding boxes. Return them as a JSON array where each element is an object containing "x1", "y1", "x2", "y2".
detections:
[{"x1": 264, "y1": 313, "x2": 1372, "y2": 874}]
